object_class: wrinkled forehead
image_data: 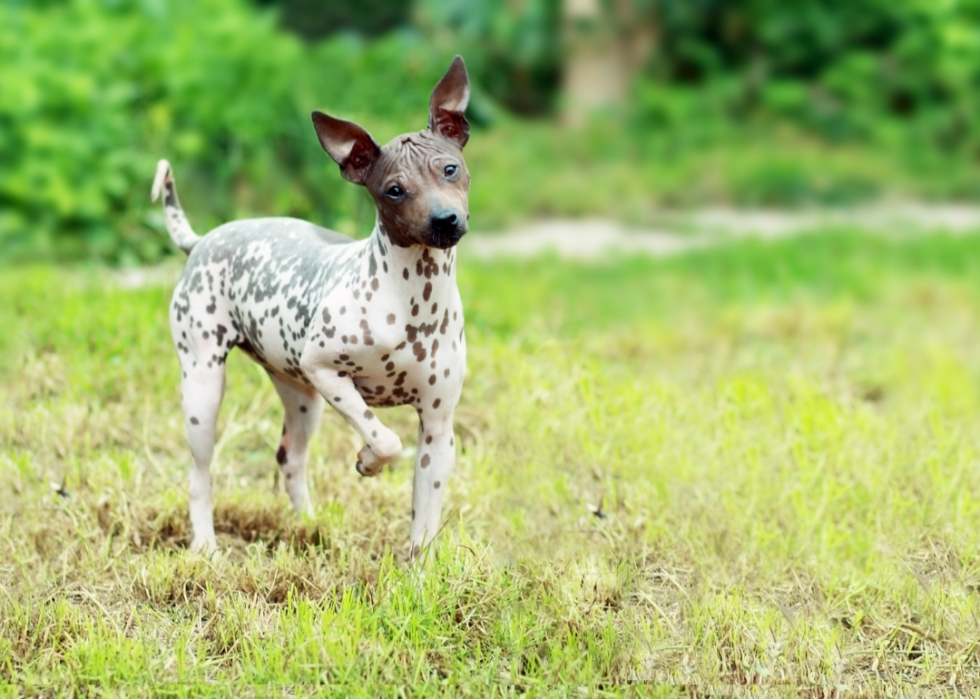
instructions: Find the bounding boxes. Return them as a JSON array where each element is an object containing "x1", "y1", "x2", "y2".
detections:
[{"x1": 371, "y1": 131, "x2": 464, "y2": 183}]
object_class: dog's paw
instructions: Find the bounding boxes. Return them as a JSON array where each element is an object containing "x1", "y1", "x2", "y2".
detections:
[
  {"x1": 190, "y1": 535, "x2": 218, "y2": 557},
  {"x1": 355, "y1": 458, "x2": 383, "y2": 477},
  {"x1": 355, "y1": 430, "x2": 403, "y2": 476}
]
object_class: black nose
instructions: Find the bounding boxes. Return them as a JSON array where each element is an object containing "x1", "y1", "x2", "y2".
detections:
[{"x1": 430, "y1": 212, "x2": 458, "y2": 234}]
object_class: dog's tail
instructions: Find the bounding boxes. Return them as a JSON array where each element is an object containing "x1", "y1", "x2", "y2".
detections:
[{"x1": 151, "y1": 159, "x2": 200, "y2": 255}]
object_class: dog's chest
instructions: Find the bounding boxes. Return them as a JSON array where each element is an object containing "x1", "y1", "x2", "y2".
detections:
[{"x1": 313, "y1": 250, "x2": 466, "y2": 409}]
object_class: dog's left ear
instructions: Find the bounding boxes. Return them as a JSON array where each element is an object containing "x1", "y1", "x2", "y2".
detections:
[{"x1": 429, "y1": 55, "x2": 470, "y2": 148}]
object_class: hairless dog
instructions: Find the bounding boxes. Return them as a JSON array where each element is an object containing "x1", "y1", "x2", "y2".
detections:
[{"x1": 152, "y1": 56, "x2": 472, "y2": 559}]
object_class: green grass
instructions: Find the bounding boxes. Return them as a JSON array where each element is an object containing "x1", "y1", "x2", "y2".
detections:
[{"x1": 5, "y1": 231, "x2": 980, "y2": 695}]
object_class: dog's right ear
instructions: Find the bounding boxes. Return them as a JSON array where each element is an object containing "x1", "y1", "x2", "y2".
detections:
[{"x1": 311, "y1": 111, "x2": 381, "y2": 185}]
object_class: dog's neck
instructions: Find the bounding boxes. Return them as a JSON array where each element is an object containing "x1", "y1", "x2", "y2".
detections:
[{"x1": 366, "y1": 217, "x2": 458, "y2": 297}]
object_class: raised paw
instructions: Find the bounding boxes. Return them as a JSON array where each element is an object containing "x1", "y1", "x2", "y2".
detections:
[
  {"x1": 354, "y1": 431, "x2": 403, "y2": 477},
  {"x1": 355, "y1": 458, "x2": 383, "y2": 477}
]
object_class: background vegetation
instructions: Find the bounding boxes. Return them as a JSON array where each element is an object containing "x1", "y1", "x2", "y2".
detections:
[{"x1": 4, "y1": 0, "x2": 980, "y2": 264}]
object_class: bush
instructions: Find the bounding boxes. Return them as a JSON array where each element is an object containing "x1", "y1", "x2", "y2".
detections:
[{"x1": 0, "y1": 0, "x2": 457, "y2": 265}]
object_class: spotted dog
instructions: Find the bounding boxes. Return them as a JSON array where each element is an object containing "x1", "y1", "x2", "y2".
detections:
[{"x1": 151, "y1": 56, "x2": 472, "y2": 558}]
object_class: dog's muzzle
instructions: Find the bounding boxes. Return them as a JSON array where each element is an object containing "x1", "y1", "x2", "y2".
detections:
[{"x1": 426, "y1": 211, "x2": 467, "y2": 249}]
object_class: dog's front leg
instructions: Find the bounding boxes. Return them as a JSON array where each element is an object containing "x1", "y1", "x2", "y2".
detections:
[
  {"x1": 300, "y1": 356, "x2": 402, "y2": 476},
  {"x1": 409, "y1": 414, "x2": 457, "y2": 559}
]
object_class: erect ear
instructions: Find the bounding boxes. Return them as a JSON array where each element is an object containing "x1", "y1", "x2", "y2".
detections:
[
  {"x1": 428, "y1": 55, "x2": 471, "y2": 148},
  {"x1": 311, "y1": 111, "x2": 381, "y2": 185}
]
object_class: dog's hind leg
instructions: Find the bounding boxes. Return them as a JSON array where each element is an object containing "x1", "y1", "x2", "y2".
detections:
[
  {"x1": 179, "y1": 361, "x2": 226, "y2": 554},
  {"x1": 269, "y1": 375, "x2": 323, "y2": 516}
]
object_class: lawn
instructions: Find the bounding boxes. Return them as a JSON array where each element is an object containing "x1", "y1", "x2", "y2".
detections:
[{"x1": 4, "y1": 231, "x2": 980, "y2": 695}]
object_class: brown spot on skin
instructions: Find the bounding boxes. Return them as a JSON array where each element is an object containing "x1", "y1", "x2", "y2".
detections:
[
  {"x1": 386, "y1": 361, "x2": 395, "y2": 371},
  {"x1": 382, "y1": 354, "x2": 390, "y2": 361},
  {"x1": 421, "y1": 454, "x2": 431, "y2": 468},
  {"x1": 396, "y1": 341, "x2": 407, "y2": 351},
  {"x1": 387, "y1": 313, "x2": 396, "y2": 325},
  {"x1": 429, "y1": 375, "x2": 436, "y2": 385},
  {"x1": 440, "y1": 310, "x2": 450, "y2": 334},
  {"x1": 339, "y1": 354, "x2": 350, "y2": 360},
  {"x1": 416, "y1": 260, "x2": 423, "y2": 276},
  {"x1": 340, "y1": 306, "x2": 346, "y2": 314},
  {"x1": 433, "y1": 398, "x2": 441, "y2": 409},
  {"x1": 412, "y1": 509, "x2": 415, "y2": 520},
  {"x1": 425, "y1": 435, "x2": 433, "y2": 444},
  {"x1": 366, "y1": 292, "x2": 372, "y2": 301},
  {"x1": 431, "y1": 339, "x2": 439, "y2": 358},
  {"x1": 395, "y1": 371, "x2": 407, "y2": 386},
  {"x1": 372, "y1": 430, "x2": 378, "y2": 438},
  {"x1": 371, "y1": 278, "x2": 379, "y2": 291},
  {"x1": 423, "y1": 281, "x2": 433, "y2": 302},
  {"x1": 450, "y1": 437, "x2": 454, "y2": 446},
  {"x1": 342, "y1": 335, "x2": 349, "y2": 344},
  {"x1": 403, "y1": 268, "x2": 410, "y2": 280},
  {"x1": 413, "y1": 342, "x2": 427, "y2": 362},
  {"x1": 190, "y1": 417, "x2": 199, "y2": 425},
  {"x1": 431, "y1": 303, "x2": 438, "y2": 314},
  {"x1": 444, "y1": 368, "x2": 450, "y2": 377},
  {"x1": 412, "y1": 304, "x2": 419, "y2": 317},
  {"x1": 360, "y1": 319, "x2": 374, "y2": 345},
  {"x1": 353, "y1": 289, "x2": 360, "y2": 300},
  {"x1": 334, "y1": 397, "x2": 341, "y2": 402},
  {"x1": 276, "y1": 445, "x2": 287, "y2": 465},
  {"x1": 300, "y1": 405, "x2": 308, "y2": 413},
  {"x1": 364, "y1": 409, "x2": 374, "y2": 420},
  {"x1": 433, "y1": 480, "x2": 441, "y2": 489},
  {"x1": 430, "y1": 360, "x2": 436, "y2": 369}
]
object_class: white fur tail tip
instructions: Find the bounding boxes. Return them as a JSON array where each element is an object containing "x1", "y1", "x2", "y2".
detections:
[
  {"x1": 151, "y1": 159, "x2": 171, "y2": 202},
  {"x1": 152, "y1": 158, "x2": 199, "y2": 254}
]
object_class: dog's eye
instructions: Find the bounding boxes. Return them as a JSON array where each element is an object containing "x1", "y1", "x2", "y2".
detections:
[
  {"x1": 386, "y1": 185, "x2": 404, "y2": 198},
  {"x1": 444, "y1": 165, "x2": 458, "y2": 177}
]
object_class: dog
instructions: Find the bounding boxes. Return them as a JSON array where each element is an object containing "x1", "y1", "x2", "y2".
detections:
[{"x1": 151, "y1": 56, "x2": 472, "y2": 559}]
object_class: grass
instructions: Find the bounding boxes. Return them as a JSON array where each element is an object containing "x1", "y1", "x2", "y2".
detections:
[{"x1": 5, "y1": 231, "x2": 980, "y2": 694}]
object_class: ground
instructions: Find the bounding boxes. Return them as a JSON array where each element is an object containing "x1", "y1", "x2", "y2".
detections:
[{"x1": 3, "y1": 228, "x2": 980, "y2": 696}]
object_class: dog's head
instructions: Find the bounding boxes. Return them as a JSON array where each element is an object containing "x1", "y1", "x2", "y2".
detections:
[{"x1": 312, "y1": 56, "x2": 471, "y2": 250}]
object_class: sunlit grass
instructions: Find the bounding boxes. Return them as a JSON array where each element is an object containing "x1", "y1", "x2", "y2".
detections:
[{"x1": 4, "y1": 232, "x2": 980, "y2": 693}]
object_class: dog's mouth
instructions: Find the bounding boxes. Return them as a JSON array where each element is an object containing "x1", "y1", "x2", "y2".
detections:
[{"x1": 424, "y1": 225, "x2": 467, "y2": 250}]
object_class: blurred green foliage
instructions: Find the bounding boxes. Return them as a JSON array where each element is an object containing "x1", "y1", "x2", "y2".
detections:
[
  {"x1": 0, "y1": 0, "x2": 458, "y2": 264},
  {"x1": 643, "y1": 0, "x2": 980, "y2": 149},
  {"x1": 3, "y1": 0, "x2": 980, "y2": 265}
]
